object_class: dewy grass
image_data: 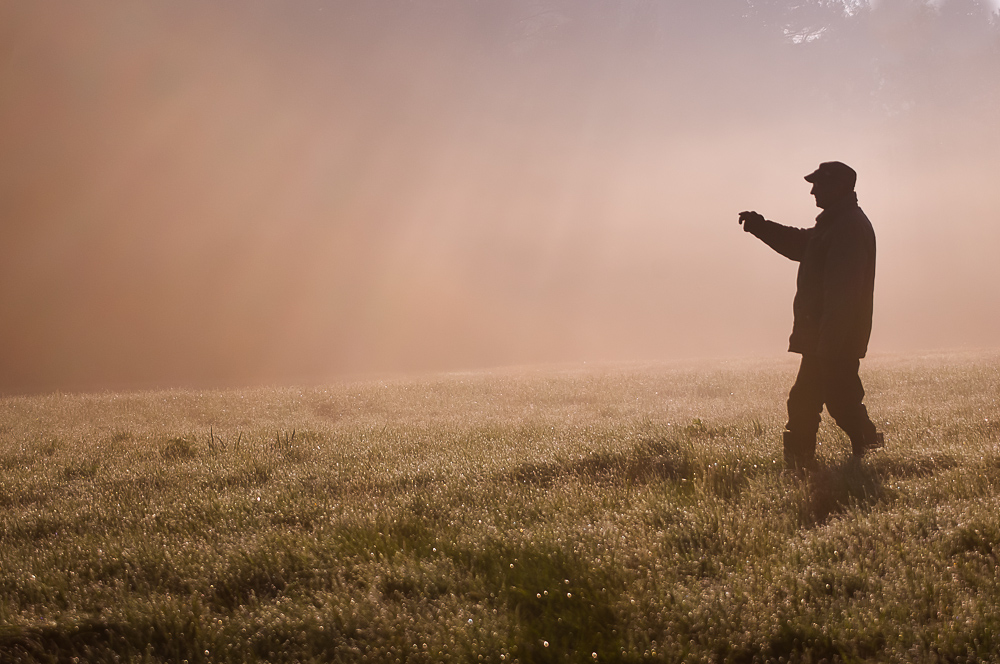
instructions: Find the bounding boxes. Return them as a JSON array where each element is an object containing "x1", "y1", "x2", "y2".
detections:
[{"x1": 1, "y1": 352, "x2": 999, "y2": 662}]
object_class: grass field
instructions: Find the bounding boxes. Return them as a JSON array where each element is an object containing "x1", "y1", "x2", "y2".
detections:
[{"x1": 1, "y1": 351, "x2": 999, "y2": 663}]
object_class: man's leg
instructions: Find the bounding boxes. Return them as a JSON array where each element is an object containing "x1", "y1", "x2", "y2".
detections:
[
  {"x1": 821, "y1": 356, "x2": 881, "y2": 457},
  {"x1": 784, "y1": 355, "x2": 825, "y2": 470}
]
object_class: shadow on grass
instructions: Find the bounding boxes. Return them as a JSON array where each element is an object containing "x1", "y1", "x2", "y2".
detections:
[
  {"x1": 462, "y1": 541, "x2": 622, "y2": 663},
  {"x1": 505, "y1": 438, "x2": 696, "y2": 487},
  {"x1": 501, "y1": 430, "x2": 783, "y2": 506},
  {"x1": 803, "y1": 458, "x2": 897, "y2": 526}
]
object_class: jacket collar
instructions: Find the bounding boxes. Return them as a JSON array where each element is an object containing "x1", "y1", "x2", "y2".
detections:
[{"x1": 815, "y1": 191, "x2": 859, "y2": 224}]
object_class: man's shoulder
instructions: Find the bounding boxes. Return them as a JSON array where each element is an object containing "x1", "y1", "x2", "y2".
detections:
[
  {"x1": 850, "y1": 205, "x2": 874, "y2": 236},
  {"x1": 849, "y1": 204, "x2": 872, "y2": 222},
  {"x1": 832, "y1": 204, "x2": 874, "y2": 235},
  {"x1": 824, "y1": 205, "x2": 875, "y2": 254}
]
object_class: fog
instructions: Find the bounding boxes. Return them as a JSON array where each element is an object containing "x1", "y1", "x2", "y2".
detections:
[{"x1": 2, "y1": 0, "x2": 999, "y2": 393}]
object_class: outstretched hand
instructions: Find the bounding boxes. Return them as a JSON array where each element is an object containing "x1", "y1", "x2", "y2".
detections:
[{"x1": 738, "y1": 210, "x2": 765, "y2": 231}]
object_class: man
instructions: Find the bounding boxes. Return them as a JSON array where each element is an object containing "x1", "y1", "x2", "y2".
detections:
[{"x1": 739, "y1": 161, "x2": 883, "y2": 472}]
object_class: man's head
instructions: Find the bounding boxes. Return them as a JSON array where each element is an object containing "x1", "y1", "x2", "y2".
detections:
[{"x1": 805, "y1": 161, "x2": 856, "y2": 209}]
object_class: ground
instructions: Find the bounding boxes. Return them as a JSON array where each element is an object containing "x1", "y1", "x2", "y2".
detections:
[{"x1": 1, "y1": 352, "x2": 999, "y2": 662}]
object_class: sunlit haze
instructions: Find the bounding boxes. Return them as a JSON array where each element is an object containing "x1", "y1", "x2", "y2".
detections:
[{"x1": 2, "y1": 0, "x2": 998, "y2": 393}]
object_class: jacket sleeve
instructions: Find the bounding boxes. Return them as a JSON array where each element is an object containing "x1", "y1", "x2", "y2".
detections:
[
  {"x1": 744, "y1": 217, "x2": 812, "y2": 262},
  {"x1": 817, "y1": 222, "x2": 874, "y2": 357}
]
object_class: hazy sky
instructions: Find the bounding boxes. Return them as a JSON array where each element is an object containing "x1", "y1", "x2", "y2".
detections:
[{"x1": 2, "y1": 0, "x2": 998, "y2": 393}]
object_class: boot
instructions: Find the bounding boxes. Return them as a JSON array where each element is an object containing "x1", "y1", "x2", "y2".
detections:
[
  {"x1": 852, "y1": 428, "x2": 885, "y2": 458},
  {"x1": 783, "y1": 430, "x2": 817, "y2": 474}
]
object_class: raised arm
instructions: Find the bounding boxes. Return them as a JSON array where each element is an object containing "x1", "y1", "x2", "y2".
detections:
[{"x1": 738, "y1": 211, "x2": 812, "y2": 262}]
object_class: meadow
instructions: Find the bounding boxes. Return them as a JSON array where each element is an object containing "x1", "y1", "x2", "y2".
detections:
[{"x1": 1, "y1": 351, "x2": 999, "y2": 663}]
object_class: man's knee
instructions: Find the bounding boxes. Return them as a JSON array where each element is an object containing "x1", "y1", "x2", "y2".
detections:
[
  {"x1": 826, "y1": 396, "x2": 876, "y2": 447},
  {"x1": 819, "y1": 356, "x2": 865, "y2": 402}
]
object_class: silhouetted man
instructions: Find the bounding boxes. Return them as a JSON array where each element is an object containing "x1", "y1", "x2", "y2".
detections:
[{"x1": 739, "y1": 161, "x2": 883, "y2": 472}]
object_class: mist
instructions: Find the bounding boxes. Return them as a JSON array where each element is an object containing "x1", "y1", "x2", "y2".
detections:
[{"x1": 2, "y1": 0, "x2": 999, "y2": 393}]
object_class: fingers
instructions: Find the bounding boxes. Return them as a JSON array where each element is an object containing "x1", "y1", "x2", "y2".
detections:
[{"x1": 738, "y1": 211, "x2": 763, "y2": 226}]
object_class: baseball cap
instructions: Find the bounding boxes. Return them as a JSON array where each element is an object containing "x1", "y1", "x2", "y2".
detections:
[{"x1": 804, "y1": 161, "x2": 857, "y2": 190}]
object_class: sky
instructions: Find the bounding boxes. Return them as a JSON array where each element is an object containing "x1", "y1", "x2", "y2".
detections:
[{"x1": 1, "y1": 0, "x2": 998, "y2": 393}]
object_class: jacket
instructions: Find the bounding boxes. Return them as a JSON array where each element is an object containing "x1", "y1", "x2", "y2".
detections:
[{"x1": 745, "y1": 193, "x2": 876, "y2": 358}]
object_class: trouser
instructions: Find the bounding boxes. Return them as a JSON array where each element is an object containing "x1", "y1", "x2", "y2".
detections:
[{"x1": 783, "y1": 354, "x2": 878, "y2": 462}]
